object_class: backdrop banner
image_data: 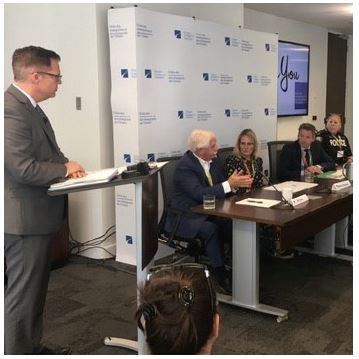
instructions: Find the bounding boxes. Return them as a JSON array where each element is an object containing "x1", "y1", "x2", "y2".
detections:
[{"x1": 108, "y1": 7, "x2": 278, "y2": 265}]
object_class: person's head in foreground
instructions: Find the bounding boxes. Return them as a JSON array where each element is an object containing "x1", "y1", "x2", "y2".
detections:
[{"x1": 135, "y1": 263, "x2": 219, "y2": 355}]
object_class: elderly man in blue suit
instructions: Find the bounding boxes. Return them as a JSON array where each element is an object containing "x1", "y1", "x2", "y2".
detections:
[{"x1": 165, "y1": 129, "x2": 253, "y2": 293}]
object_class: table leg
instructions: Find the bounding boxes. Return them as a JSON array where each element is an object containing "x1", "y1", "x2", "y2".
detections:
[
  {"x1": 314, "y1": 224, "x2": 336, "y2": 256},
  {"x1": 295, "y1": 221, "x2": 352, "y2": 261},
  {"x1": 218, "y1": 219, "x2": 288, "y2": 322},
  {"x1": 335, "y1": 217, "x2": 351, "y2": 249}
]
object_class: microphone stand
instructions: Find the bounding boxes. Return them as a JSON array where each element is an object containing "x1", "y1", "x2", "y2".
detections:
[{"x1": 261, "y1": 173, "x2": 295, "y2": 210}]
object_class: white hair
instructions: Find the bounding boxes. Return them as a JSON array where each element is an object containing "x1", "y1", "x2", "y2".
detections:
[{"x1": 188, "y1": 129, "x2": 216, "y2": 152}]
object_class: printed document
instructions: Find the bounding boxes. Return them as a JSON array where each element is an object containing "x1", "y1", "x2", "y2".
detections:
[
  {"x1": 49, "y1": 167, "x2": 122, "y2": 191},
  {"x1": 236, "y1": 198, "x2": 281, "y2": 208},
  {"x1": 263, "y1": 181, "x2": 318, "y2": 193}
]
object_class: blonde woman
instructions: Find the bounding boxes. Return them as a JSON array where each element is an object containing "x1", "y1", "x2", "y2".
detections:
[{"x1": 224, "y1": 129, "x2": 263, "y2": 194}]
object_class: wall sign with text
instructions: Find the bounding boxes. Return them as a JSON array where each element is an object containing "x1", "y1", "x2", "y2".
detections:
[{"x1": 277, "y1": 40, "x2": 310, "y2": 117}]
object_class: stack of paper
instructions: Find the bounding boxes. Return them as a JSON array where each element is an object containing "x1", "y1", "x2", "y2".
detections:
[
  {"x1": 263, "y1": 181, "x2": 318, "y2": 193},
  {"x1": 49, "y1": 167, "x2": 121, "y2": 191},
  {"x1": 235, "y1": 198, "x2": 281, "y2": 208}
]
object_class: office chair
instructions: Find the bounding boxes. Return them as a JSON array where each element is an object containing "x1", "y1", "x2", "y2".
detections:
[
  {"x1": 267, "y1": 141, "x2": 292, "y2": 183},
  {"x1": 157, "y1": 156, "x2": 205, "y2": 263},
  {"x1": 217, "y1": 146, "x2": 234, "y2": 175}
]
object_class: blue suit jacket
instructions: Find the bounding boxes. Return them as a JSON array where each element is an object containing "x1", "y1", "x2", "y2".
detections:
[
  {"x1": 279, "y1": 140, "x2": 335, "y2": 181},
  {"x1": 165, "y1": 150, "x2": 226, "y2": 238}
]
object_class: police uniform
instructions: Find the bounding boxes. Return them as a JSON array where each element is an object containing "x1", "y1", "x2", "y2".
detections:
[{"x1": 316, "y1": 129, "x2": 352, "y2": 166}]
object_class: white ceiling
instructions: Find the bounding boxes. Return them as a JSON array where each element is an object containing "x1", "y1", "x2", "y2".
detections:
[{"x1": 244, "y1": 3, "x2": 353, "y2": 35}]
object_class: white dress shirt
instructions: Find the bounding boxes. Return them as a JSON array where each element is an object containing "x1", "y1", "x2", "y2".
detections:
[{"x1": 192, "y1": 152, "x2": 231, "y2": 193}]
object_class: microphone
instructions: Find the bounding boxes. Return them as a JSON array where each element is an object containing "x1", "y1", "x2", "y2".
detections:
[{"x1": 260, "y1": 172, "x2": 295, "y2": 210}]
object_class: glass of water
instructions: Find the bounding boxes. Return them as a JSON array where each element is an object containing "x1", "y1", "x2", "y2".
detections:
[
  {"x1": 203, "y1": 194, "x2": 216, "y2": 210},
  {"x1": 304, "y1": 172, "x2": 314, "y2": 182}
]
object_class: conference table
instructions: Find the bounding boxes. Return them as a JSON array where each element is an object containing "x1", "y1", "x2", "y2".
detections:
[{"x1": 192, "y1": 181, "x2": 352, "y2": 322}]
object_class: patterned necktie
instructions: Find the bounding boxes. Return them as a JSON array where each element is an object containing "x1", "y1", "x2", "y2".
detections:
[
  {"x1": 35, "y1": 105, "x2": 48, "y2": 124},
  {"x1": 207, "y1": 163, "x2": 213, "y2": 186},
  {"x1": 207, "y1": 172, "x2": 213, "y2": 186},
  {"x1": 304, "y1": 149, "x2": 310, "y2": 167}
]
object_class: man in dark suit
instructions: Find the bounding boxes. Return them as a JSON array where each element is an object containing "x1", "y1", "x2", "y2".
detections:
[
  {"x1": 165, "y1": 129, "x2": 253, "y2": 293},
  {"x1": 279, "y1": 123, "x2": 335, "y2": 181},
  {"x1": 4, "y1": 46, "x2": 86, "y2": 354}
]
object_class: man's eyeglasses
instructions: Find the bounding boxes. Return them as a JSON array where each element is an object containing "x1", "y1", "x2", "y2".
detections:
[
  {"x1": 35, "y1": 72, "x2": 63, "y2": 82},
  {"x1": 147, "y1": 263, "x2": 217, "y2": 315}
]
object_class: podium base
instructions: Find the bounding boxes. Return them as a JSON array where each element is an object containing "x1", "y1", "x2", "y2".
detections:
[{"x1": 103, "y1": 337, "x2": 138, "y2": 352}]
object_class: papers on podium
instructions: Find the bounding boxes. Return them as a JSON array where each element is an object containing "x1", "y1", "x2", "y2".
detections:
[
  {"x1": 236, "y1": 198, "x2": 281, "y2": 208},
  {"x1": 49, "y1": 167, "x2": 122, "y2": 191}
]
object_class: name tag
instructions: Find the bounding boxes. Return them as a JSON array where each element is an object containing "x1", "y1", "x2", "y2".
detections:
[
  {"x1": 337, "y1": 150, "x2": 344, "y2": 158},
  {"x1": 291, "y1": 194, "x2": 309, "y2": 207},
  {"x1": 331, "y1": 180, "x2": 351, "y2": 191}
]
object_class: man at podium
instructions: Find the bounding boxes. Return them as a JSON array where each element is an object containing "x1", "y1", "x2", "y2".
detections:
[{"x1": 4, "y1": 46, "x2": 86, "y2": 355}]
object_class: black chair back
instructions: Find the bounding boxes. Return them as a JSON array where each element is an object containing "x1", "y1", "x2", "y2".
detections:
[
  {"x1": 267, "y1": 141, "x2": 292, "y2": 183},
  {"x1": 217, "y1": 147, "x2": 234, "y2": 174},
  {"x1": 157, "y1": 156, "x2": 182, "y2": 207}
]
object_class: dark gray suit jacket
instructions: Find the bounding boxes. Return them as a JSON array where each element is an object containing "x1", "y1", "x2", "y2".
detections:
[
  {"x1": 4, "y1": 84, "x2": 68, "y2": 235},
  {"x1": 278, "y1": 140, "x2": 335, "y2": 181}
]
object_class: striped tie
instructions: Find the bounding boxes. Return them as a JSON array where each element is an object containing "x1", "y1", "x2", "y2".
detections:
[
  {"x1": 304, "y1": 149, "x2": 311, "y2": 167},
  {"x1": 35, "y1": 105, "x2": 48, "y2": 124}
]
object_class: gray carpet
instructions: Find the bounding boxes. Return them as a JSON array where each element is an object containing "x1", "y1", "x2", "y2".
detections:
[{"x1": 43, "y1": 252, "x2": 352, "y2": 355}]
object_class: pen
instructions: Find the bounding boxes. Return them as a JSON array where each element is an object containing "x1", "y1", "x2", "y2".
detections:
[{"x1": 247, "y1": 200, "x2": 263, "y2": 203}]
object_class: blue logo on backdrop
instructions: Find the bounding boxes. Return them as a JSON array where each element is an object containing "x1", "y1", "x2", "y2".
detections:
[
  {"x1": 203, "y1": 73, "x2": 209, "y2": 81},
  {"x1": 247, "y1": 75, "x2": 252, "y2": 83},
  {"x1": 177, "y1": 110, "x2": 194, "y2": 120},
  {"x1": 265, "y1": 43, "x2": 270, "y2": 51},
  {"x1": 147, "y1": 153, "x2": 155, "y2": 162},
  {"x1": 225, "y1": 109, "x2": 231, "y2": 117},
  {"x1": 264, "y1": 108, "x2": 269, "y2": 116},
  {"x1": 174, "y1": 30, "x2": 182, "y2": 39},
  {"x1": 124, "y1": 154, "x2": 131, "y2": 163},
  {"x1": 145, "y1": 69, "x2": 152, "y2": 79},
  {"x1": 126, "y1": 235, "x2": 133, "y2": 245},
  {"x1": 225, "y1": 37, "x2": 231, "y2": 46},
  {"x1": 121, "y1": 69, "x2": 129, "y2": 78}
]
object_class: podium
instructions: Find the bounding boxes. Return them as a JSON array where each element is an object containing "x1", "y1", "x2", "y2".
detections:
[{"x1": 48, "y1": 169, "x2": 160, "y2": 354}]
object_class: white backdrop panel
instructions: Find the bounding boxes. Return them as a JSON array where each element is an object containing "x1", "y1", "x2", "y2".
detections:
[{"x1": 108, "y1": 7, "x2": 278, "y2": 265}]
